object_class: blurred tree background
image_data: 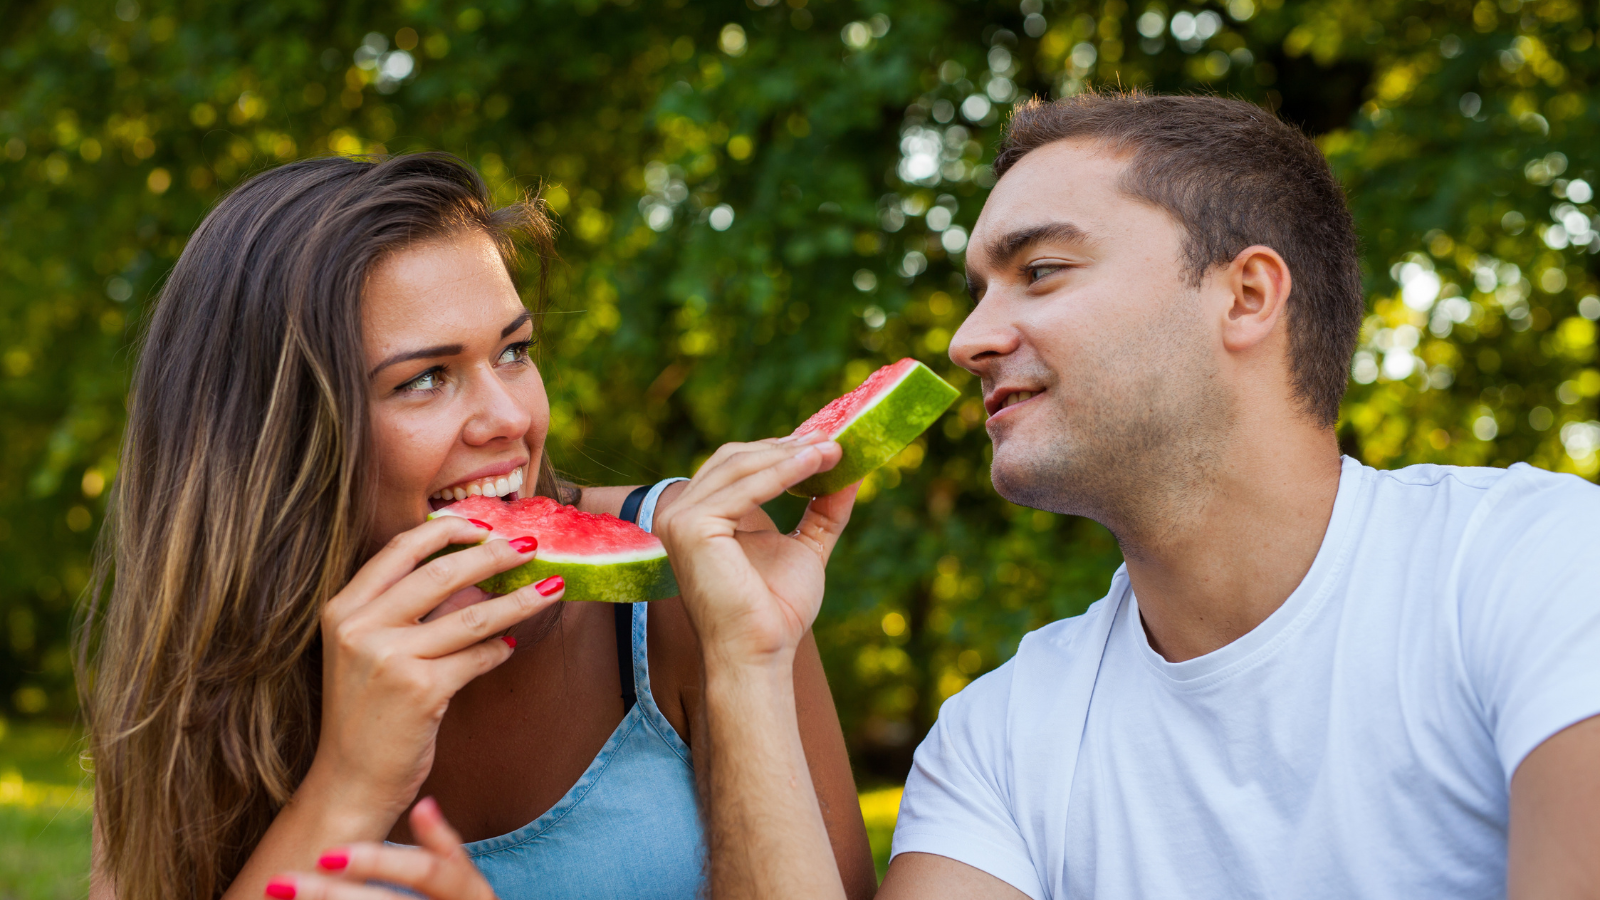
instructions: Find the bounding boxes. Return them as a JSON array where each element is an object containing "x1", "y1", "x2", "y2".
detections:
[{"x1": 2, "y1": 0, "x2": 1597, "y2": 794}]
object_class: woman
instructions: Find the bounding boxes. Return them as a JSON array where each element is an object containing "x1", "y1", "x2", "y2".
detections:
[{"x1": 81, "y1": 153, "x2": 875, "y2": 899}]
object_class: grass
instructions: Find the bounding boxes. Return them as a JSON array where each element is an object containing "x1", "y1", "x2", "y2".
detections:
[
  {"x1": 0, "y1": 720, "x2": 91, "y2": 900},
  {"x1": 0, "y1": 719, "x2": 905, "y2": 895},
  {"x1": 858, "y1": 785, "x2": 904, "y2": 880}
]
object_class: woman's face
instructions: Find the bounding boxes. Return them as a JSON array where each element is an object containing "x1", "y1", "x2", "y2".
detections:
[{"x1": 362, "y1": 229, "x2": 549, "y2": 551}]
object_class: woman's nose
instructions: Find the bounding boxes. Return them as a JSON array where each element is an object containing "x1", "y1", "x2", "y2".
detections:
[{"x1": 461, "y1": 371, "x2": 532, "y2": 446}]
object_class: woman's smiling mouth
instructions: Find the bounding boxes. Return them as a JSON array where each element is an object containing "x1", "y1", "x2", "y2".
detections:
[{"x1": 430, "y1": 464, "x2": 527, "y2": 505}]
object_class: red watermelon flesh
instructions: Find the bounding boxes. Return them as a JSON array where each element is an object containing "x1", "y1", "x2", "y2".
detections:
[
  {"x1": 794, "y1": 358, "x2": 922, "y2": 439},
  {"x1": 429, "y1": 496, "x2": 677, "y2": 601},
  {"x1": 787, "y1": 358, "x2": 960, "y2": 497}
]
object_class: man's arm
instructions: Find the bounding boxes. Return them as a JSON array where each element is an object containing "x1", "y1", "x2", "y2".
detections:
[
  {"x1": 702, "y1": 648, "x2": 849, "y2": 899},
  {"x1": 590, "y1": 481, "x2": 876, "y2": 896},
  {"x1": 1508, "y1": 714, "x2": 1600, "y2": 899},
  {"x1": 878, "y1": 853, "x2": 1033, "y2": 899}
]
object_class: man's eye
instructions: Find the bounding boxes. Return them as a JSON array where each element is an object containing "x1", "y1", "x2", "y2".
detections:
[
  {"x1": 498, "y1": 340, "x2": 532, "y2": 365},
  {"x1": 1028, "y1": 265, "x2": 1063, "y2": 283},
  {"x1": 401, "y1": 368, "x2": 443, "y2": 392}
]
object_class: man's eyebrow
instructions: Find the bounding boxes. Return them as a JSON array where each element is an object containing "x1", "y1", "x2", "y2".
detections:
[
  {"x1": 501, "y1": 310, "x2": 532, "y2": 339},
  {"x1": 980, "y1": 221, "x2": 1095, "y2": 268}
]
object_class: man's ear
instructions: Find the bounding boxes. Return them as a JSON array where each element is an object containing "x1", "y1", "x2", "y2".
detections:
[{"x1": 1219, "y1": 245, "x2": 1292, "y2": 353}]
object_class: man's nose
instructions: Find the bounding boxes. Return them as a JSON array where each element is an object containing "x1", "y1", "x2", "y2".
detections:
[{"x1": 948, "y1": 294, "x2": 1020, "y2": 375}]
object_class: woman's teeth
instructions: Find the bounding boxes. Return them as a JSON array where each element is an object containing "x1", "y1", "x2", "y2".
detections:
[
  {"x1": 431, "y1": 466, "x2": 525, "y2": 502},
  {"x1": 1004, "y1": 391, "x2": 1036, "y2": 409}
]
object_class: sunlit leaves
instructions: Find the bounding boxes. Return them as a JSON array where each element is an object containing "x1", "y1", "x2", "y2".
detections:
[{"x1": 1, "y1": 0, "x2": 1596, "y2": 778}]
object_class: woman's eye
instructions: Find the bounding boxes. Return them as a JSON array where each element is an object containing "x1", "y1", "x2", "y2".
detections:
[
  {"x1": 498, "y1": 341, "x2": 532, "y2": 365},
  {"x1": 401, "y1": 368, "x2": 443, "y2": 392},
  {"x1": 1028, "y1": 265, "x2": 1063, "y2": 284}
]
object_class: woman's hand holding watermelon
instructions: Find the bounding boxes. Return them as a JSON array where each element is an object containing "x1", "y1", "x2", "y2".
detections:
[
  {"x1": 300, "y1": 515, "x2": 565, "y2": 831},
  {"x1": 653, "y1": 430, "x2": 856, "y2": 671}
]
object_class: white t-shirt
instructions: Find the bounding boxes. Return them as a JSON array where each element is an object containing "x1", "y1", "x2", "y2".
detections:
[{"x1": 892, "y1": 458, "x2": 1600, "y2": 900}]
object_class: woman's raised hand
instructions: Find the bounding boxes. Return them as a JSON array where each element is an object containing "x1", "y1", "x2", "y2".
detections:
[
  {"x1": 266, "y1": 797, "x2": 496, "y2": 900},
  {"x1": 306, "y1": 516, "x2": 564, "y2": 828},
  {"x1": 653, "y1": 430, "x2": 857, "y2": 672}
]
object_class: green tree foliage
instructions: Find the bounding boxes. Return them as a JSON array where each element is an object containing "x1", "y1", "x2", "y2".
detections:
[{"x1": 2, "y1": 0, "x2": 1596, "y2": 781}]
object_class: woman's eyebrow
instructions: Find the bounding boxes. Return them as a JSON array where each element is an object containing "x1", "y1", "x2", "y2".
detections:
[
  {"x1": 501, "y1": 310, "x2": 532, "y2": 338},
  {"x1": 367, "y1": 312, "x2": 532, "y2": 380},
  {"x1": 368, "y1": 344, "x2": 464, "y2": 380}
]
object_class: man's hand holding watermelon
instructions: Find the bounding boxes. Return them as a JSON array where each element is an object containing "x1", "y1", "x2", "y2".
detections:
[
  {"x1": 655, "y1": 430, "x2": 857, "y2": 670},
  {"x1": 653, "y1": 429, "x2": 860, "y2": 900}
]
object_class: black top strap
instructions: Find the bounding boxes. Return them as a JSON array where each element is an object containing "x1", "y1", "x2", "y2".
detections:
[
  {"x1": 613, "y1": 602, "x2": 637, "y2": 714},
  {"x1": 614, "y1": 483, "x2": 649, "y2": 715}
]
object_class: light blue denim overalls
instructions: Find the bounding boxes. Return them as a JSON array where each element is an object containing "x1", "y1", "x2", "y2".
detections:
[{"x1": 466, "y1": 478, "x2": 706, "y2": 899}]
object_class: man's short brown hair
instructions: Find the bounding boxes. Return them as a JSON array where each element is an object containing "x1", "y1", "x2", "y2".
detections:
[{"x1": 994, "y1": 90, "x2": 1363, "y2": 428}]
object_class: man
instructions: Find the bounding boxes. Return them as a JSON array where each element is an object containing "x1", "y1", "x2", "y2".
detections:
[{"x1": 655, "y1": 91, "x2": 1600, "y2": 899}]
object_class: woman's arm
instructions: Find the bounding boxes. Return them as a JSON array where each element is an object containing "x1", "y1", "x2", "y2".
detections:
[
  {"x1": 793, "y1": 630, "x2": 879, "y2": 900},
  {"x1": 181, "y1": 517, "x2": 561, "y2": 900}
]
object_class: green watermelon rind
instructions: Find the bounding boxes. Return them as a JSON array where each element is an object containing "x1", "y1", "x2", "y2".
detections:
[
  {"x1": 788, "y1": 362, "x2": 961, "y2": 497},
  {"x1": 424, "y1": 519, "x2": 679, "y2": 603},
  {"x1": 475, "y1": 554, "x2": 678, "y2": 602}
]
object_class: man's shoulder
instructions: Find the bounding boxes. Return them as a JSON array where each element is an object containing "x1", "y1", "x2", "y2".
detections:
[
  {"x1": 1367, "y1": 459, "x2": 1596, "y2": 505},
  {"x1": 937, "y1": 590, "x2": 1124, "y2": 740},
  {"x1": 1361, "y1": 460, "x2": 1598, "y2": 549}
]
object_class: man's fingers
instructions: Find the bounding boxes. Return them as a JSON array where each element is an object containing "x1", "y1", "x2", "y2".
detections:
[
  {"x1": 673, "y1": 439, "x2": 841, "y2": 528},
  {"x1": 792, "y1": 483, "x2": 859, "y2": 566},
  {"x1": 264, "y1": 872, "x2": 404, "y2": 900},
  {"x1": 407, "y1": 579, "x2": 562, "y2": 659},
  {"x1": 689, "y1": 438, "x2": 784, "y2": 477}
]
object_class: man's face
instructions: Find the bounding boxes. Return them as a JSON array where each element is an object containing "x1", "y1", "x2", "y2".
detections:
[{"x1": 950, "y1": 138, "x2": 1231, "y2": 524}]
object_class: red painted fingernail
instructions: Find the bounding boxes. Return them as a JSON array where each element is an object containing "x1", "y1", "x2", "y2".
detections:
[
  {"x1": 535, "y1": 575, "x2": 564, "y2": 596},
  {"x1": 501, "y1": 635, "x2": 517, "y2": 648},
  {"x1": 317, "y1": 851, "x2": 348, "y2": 870},
  {"x1": 510, "y1": 536, "x2": 538, "y2": 553},
  {"x1": 265, "y1": 880, "x2": 296, "y2": 900},
  {"x1": 468, "y1": 518, "x2": 492, "y2": 530}
]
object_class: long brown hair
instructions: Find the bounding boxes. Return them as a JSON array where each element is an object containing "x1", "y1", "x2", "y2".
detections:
[{"x1": 78, "y1": 153, "x2": 561, "y2": 899}]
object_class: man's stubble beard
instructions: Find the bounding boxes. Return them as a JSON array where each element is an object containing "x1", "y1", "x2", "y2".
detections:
[{"x1": 988, "y1": 297, "x2": 1234, "y2": 551}]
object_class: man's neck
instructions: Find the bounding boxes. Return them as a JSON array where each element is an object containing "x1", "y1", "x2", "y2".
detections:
[{"x1": 1115, "y1": 424, "x2": 1343, "y2": 663}]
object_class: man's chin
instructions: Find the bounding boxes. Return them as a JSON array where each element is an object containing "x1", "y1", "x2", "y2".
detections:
[{"x1": 989, "y1": 451, "x2": 1063, "y2": 514}]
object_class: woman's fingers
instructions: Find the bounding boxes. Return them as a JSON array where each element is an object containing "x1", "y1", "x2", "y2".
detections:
[
  {"x1": 423, "y1": 584, "x2": 565, "y2": 690},
  {"x1": 369, "y1": 537, "x2": 540, "y2": 626},
  {"x1": 332, "y1": 517, "x2": 493, "y2": 619},
  {"x1": 405, "y1": 579, "x2": 564, "y2": 660},
  {"x1": 420, "y1": 586, "x2": 489, "y2": 624},
  {"x1": 262, "y1": 872, "x2": 404, "y2": 900},
  {"x1": 791, "y1": 483, "x2": 860, "y2": 567},
  {"x1": 409, "y1": 796, "x2": 473, "y2": 861},
  {"x1": 307, "y1": 801, "x2": 492, "y2": 900}
]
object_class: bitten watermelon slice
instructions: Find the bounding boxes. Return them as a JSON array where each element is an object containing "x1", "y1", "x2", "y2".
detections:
[
  {"x1": 429, "y1": 496, "x2": 678, "y2": 602},
  {"x1": 788, "y1": 358, "x2": 960, "y2": 497}
]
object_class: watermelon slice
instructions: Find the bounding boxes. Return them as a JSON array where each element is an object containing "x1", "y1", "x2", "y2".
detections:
[
  {"x1": 428, "y1": 496, "x2": 678, "y2": 602},
  {"x1": 787, "y1": 358, "x2": 960, "y2": 497}
]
